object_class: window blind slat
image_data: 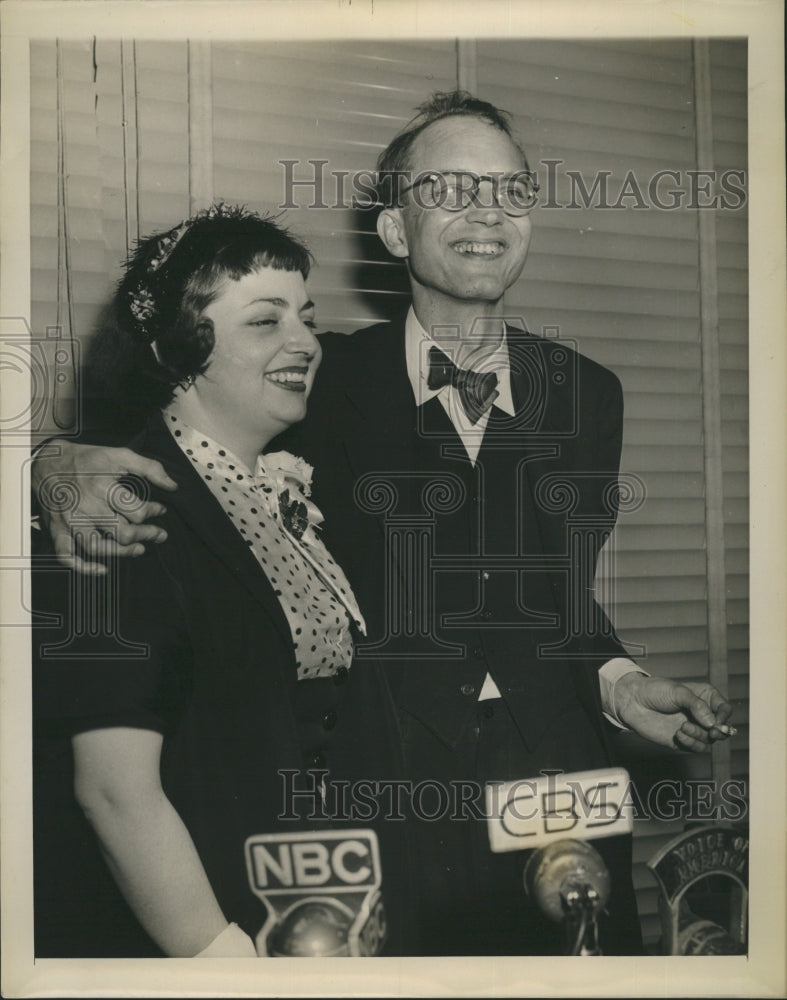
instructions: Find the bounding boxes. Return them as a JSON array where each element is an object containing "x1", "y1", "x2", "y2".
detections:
[{"x1": 211, "y1": 40, "x2": 457, "y2": 333}]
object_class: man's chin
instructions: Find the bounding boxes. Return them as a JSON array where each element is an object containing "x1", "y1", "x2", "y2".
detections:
[
  {"x1": 447, "y1": 261, "x2": 524, "y2": 301},
  {"x1": 454, "y1": 280, "x2": 511, "y2": 303}
]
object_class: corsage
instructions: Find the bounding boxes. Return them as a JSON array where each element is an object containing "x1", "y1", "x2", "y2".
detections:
[{"x1": 263, "y1": 451, "x2": 324, "y2": 546}]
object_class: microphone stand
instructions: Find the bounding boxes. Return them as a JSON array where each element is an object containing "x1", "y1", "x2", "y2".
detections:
[
  {"x1": 561, "y1": 883, "x2": 603, "y2": 955},
  {"x1": 524, "y1": 840, "x2": 610, "y2": 957}
]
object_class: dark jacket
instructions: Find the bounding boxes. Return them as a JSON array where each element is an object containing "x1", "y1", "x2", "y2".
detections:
[
  {"x1": 282, "y1": 316, "x2": 631, "y2": 760},
  {"x1": 273, "y1": 316, "x2": 644, "y2": 955},
  {"x1": 32, "y1": 412, "x2": 411, "y2": 957}
]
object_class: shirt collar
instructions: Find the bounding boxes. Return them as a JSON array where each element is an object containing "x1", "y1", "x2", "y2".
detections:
[
  {"x1": 163, "y1": 411, "x2": 268, "y2": 483},
  {"x1": 404, "y1": 306, "x2": 515, "y2": 416}
]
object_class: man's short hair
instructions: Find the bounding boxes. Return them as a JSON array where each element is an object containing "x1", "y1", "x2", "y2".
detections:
[{"x1": 376, "y1": 90, "x2": 530, "y2": 207}]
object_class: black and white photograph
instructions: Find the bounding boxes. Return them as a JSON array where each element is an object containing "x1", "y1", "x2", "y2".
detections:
[{"x1": 1, "y1": 1, "x2": 784, "y2": 996}]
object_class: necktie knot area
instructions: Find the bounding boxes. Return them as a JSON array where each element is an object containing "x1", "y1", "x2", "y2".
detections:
[{"x1": 427, "y1": 346, "x2": 500, "y2": 424}]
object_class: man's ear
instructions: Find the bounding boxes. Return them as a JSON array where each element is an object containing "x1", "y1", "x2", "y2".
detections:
[{"x1": 376, "y1": 208, "x2": 410, "y2": 260}]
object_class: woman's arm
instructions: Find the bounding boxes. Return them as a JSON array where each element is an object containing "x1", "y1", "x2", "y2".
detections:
[{"x1": 72, "y1": 726, "x2": 248, "y2": 956}]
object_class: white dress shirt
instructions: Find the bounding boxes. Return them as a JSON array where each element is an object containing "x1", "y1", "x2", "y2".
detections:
[{"x1": 405, "y1": 308, "x2": 516, "y2": 466}]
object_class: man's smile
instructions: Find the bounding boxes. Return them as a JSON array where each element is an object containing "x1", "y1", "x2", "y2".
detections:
[{"x1": 451, "y1": 240, "x2": 506, "y2": 257}]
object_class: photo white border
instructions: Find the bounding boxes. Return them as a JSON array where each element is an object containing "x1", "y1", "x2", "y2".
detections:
[{"x1": 1, "y1": 1, "x2": 784, "y2": 996}]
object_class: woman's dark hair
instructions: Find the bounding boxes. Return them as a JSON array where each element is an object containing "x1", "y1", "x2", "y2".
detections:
[
  {"x1": 91, "y1": 205, "x2": 312, "y2": 420},
  {"x1": 376, "y1": 90, "x2": 530, "y2": 207}
]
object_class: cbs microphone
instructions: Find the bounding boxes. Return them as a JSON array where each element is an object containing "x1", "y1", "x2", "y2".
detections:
[
  {"x1": 524, "y1": 840, "x2": 610, "y2": 955},
  {"x1": 245, "y1": 829, "x2": 387, "y2": 956},
  {"x1": 486, "y1": 767, "x2": 633, "y2": 955}
]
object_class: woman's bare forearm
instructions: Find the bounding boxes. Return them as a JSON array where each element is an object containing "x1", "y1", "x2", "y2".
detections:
[{"x1": 73, "y1": 727, "x2": 232, "y2": 956}]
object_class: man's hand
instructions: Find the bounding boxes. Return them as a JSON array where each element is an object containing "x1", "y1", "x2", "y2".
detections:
[
  {"x1": 613, "y1": 672, "x2": 735, "y2": 752},
  {"x1": 32, "y1": 439, "x2": 178, "y2": 575}
]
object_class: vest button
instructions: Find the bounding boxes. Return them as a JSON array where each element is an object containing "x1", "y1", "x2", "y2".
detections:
[
  {"x1": 481, "y1": 608, "x2": 493, "y2": 620},
  {"x1": 322, "y1": 709, "x2": 337, "y2": 731},
  {"x1": 472, "y1": 646, "x2": 484, "y2": 659},
  {"x1": 333, "y1": 666, "x2": 349, "y2": 686},
  {"x1": 460, "y1": 683, "x2": 476, "y2": 697},
  {"x1": 310, "y1": 750, "x2": 326, "y2": 768}
]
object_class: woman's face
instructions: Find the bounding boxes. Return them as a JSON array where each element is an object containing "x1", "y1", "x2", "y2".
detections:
[{"x1": 189, "y1": 265, "x2": 321, "y2": 460}]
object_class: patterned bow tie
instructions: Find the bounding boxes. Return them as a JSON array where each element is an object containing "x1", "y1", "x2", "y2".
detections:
[{"x1": 427, "y1": 346, "x2": 500, "y2": 424}]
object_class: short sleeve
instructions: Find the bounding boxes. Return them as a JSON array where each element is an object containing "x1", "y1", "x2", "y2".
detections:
[{"x1": 32, "y1": 543, "x2": 193, "y2": 738}]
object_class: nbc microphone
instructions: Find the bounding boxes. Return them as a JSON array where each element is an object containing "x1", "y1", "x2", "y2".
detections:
[{"x1": 244, "y1": 829, "x2": 387, "y2": 957}]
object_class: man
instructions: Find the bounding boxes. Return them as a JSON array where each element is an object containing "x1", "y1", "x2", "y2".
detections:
[{"x1": 32, "y1": 91, "x2": 733, "y2": 955}]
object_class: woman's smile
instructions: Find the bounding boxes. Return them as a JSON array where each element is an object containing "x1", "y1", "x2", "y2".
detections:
[
  {"x1": 170, "y1": 266, "x2": 321, "y2": 467},
  {"x1": 265, "y1": 365, "x2": 310, "y2": 391}
]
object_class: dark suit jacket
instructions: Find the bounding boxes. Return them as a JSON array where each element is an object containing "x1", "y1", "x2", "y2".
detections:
[
  {"x1": 280, "y1": 313, "x2": 632, "y2": 768},
  {"x1": 33, "y1": 413, "x2": 411, "y2": 956},
  {"x1": 273, "y1": 314, "x2": 647, "y2": 955}
]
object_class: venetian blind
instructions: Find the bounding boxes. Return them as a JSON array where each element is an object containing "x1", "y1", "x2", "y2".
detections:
[
  {"x1": 92, "y1": 39, "x2": 191, "y2": 278},
  {"x1": 30, "y1": 35, "x2": 748, "y2": 952},
  {"x1": 30, "y1": 38, "x2": 192, "y2": 441},
  {"x1": 30, "y1": 39, "x2": 104, "y2": 437},
  {"x1": 476, "y1": 37, "x2": 748, "y2": 950},
  {"x1": 210, "y1": 40, "x2": 457, "y2": 330}
]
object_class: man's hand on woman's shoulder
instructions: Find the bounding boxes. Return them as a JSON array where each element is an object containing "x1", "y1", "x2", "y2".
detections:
[{"x1": 32, "y1": 439, "x2": 177, "y2": 574}]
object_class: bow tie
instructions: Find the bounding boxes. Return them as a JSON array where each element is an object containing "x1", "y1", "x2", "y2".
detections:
[{"x1": 427, "y1": 346, "x2": 500, "y2": 424}]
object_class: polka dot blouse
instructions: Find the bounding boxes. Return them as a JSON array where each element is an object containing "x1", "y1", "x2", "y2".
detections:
[{"x1": 165, "y1": 413, "x2": 365, "y2": 680}]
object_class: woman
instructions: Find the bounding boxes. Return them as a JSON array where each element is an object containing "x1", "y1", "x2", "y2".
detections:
[{"x1": 32, "y1": 205, "x2": 407, "y2": 958}]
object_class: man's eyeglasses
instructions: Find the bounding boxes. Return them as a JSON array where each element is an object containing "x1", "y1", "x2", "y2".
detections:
[{"x1": 396, "y1": 170, "x2": 540, "y2": 216}]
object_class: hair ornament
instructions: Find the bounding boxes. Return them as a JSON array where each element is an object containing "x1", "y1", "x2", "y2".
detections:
[
  {"x1": 146, "y1": 218, "x2": 192, "y2": 274},
  {"x1": 128, "y1": 286, "x2": 157, "y2": 327},
  {"x1": 127, "y1": 203, "x2": 244, "y2": 341}
]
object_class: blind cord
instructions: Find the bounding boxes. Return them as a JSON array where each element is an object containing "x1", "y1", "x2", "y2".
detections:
[{"x1": 53, "y1": 39, "x2": 77, "y2": 431}]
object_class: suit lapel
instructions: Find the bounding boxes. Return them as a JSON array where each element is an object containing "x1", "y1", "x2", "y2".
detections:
[
  {"x1": 341, "y1": 320, "x2": 415, "y2": 462},
  {"x1": 503, "y1": 329, "x2": 573, "y2": 563},
  {"x1": 336, "y1": 321, "x2": 576, "y2": 542},
  {"x1": 502, "y1": 335, "x2": 606, "y2": 734},
  {"x1": 135, "y1": 415, "x2": 294, "y2": 650}
]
